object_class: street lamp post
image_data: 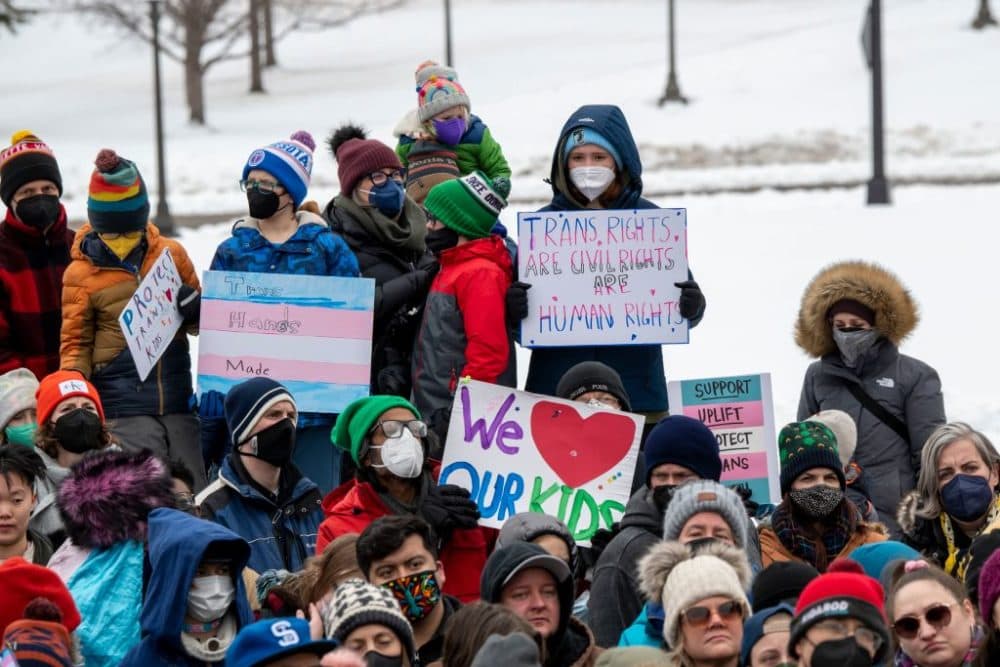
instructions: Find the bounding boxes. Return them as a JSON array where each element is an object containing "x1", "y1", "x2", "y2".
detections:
[
  {"x1": 444, "y1": 0, "x2": 453, "y2": 66},
  {"x1": 658, "y1": 0, "x2": 687, "y2": 106},
  {"x1": 865, "y1": 0, "x2": 890, "y2": 204},
  {"x1": 149, "y1": 0, "x2": 175, "y2": 234}
]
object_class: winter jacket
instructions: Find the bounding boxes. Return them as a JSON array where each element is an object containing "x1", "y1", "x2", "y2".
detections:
[
  {"x1": 617, "y1": 603, "x2": 665, "y2": 649},
  {"x1": 397, "y1": 114, "x2": 512, "y2": 181},
  {"x1": 525, "y1": 105, "x2": 704, "y2": 414},
  {"x1": 196, "y1": 453, "x2": 324, "y2": 573},
  {"x1": 758, "y1": 519, "x2": 888, "y2": 570},
  {"x1": 323, "y1": 194, "x2": 432, "y2": 395},
  {"x1": 29, "y1": 447, "x2": 70, "y2": 547},
  {"x1": 0, "y1": 208, "x2": 74, "y2": 379},
  {"x1": 120, "y1": 508, "x2": 254, "y2": 667},
  {"x1": 60, "y1": 223, "x2": 199, "y2": 419},
  {"x1": 412, "y1": 235, "x2": 515, "y2": 423},
  {"x1": 898, "y1": 492, "x2": 1000, "y2": 581},
  {"x1": 316, "y1": 476, "x2": 488, "y2": 603},
  {"x1": 795, "y1": 261, "x2": 945, "y2": 538}
]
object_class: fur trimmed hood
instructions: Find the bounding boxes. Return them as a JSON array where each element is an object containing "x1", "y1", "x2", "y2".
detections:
[
  {"x1": 795, "y1": 260, "x2": 918, "y2": 358},
  {"x1": 57, "y1": 449, "x2": 174, "y2": 549},
  {"x1": 895, "y1": 490, "x2": 923, "y2": 537}
]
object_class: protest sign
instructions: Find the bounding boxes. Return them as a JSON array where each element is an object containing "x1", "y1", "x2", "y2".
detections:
[
  {"x1": 667, "y1": 373, "x2": 779, "y2": 505},
  {"x1": 198, "y1": 271, "x2": 375, "y2": 413},
  {"x1": 439, "y1": 379, "x2": 642, "y2": 543},
  {"x1": 517, "y1": 208, "x2": 689, "y2": 347},
  {"x1": 118, "y1": 248, "x2": 184, "y2": 381}
]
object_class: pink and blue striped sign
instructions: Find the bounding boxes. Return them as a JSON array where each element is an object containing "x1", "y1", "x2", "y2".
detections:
[
  {"x1": 197, "y1": 271, "x2": 375, "y2": 413},
  {"x1": 667, "y1": 373, "x2": 779, "y2": 506}
]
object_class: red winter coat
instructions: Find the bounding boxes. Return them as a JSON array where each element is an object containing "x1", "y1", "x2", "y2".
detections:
[
  {"x1": 317, "y1": 478, "x2": 490, "y2": 603},
  {"x1": 0, "y1": 208, "x2": 74, "y2": 379}
]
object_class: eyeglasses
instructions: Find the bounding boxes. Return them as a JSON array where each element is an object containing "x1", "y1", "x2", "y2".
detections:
[
  {"x1": 370, "y1": 419, "x2": 428, "y2": 439},
  {"x1": 892, "y1": 603, "x2": 957, "y2": 639},
  {"x1": 367, "y1": 169, "x2": 405, "y2": 186},
  {"x1": 681, "y1": 600, "x2": 743, "y2": 627},
  {"x1": 807, "y1": 619, "x2": 884, "y2": 654},
  {"x1": 174, "y1": 492, "x2": 196, "y2": 513},
  {"x1": 240, "y1": 178, "x2": 284, "y2": 194}
]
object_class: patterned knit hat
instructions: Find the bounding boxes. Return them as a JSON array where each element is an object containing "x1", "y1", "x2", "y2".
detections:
[
  {"x1": 0, "y1": 558, "x2": 81, "y2": 637},
  {"x1": 224, "y1": 377, "x2": 297, "y2": 447},
  {"x1": 323, "y1": 579, "x2": 415, "y2": 663},
  {"x1": 404, "y1": 140, "x2": 460, "y2": 204},
  {"x1": 332, "y1": 394, "x2": 421, "y2": 464},
  {"x1": 415, "y1": 61, "x2": 470, "y2": 123},
  {"x1": 2, "y1": 598, "x2": 74, "y2": 667},
  {"x1": 35, "y1": 370, "x2": 104, "y2": 426},
  {"x1": 243, "y1": 131, "x2": 315, "y2": 208},
  {"x1": 0, "y1": 368, "x2": 38, "y2": 430},
  {"x1": 778, "y1": 420, "x2": 844, "y2": 495},
  {"x1": 0, "y1": 130, "x2": 62, "y2": 207},
  {"x1": 328, "y1": 124, "x2": 403, "y2": 197},
  {"x1": 424, "y1": 171, "x2": 505, "y2": 239},
  {"x1": 87, "y1": 149, "x2": 149, "y2": 233},
  {"x1": 661, "y1": 479, "x2": 749, "y2": 548}
]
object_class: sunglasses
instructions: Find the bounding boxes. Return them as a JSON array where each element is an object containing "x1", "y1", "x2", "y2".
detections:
[
  {"x1": 892, "y1": 603, "x2": 957, "y2": 639},
  {"x1": 681, "y1": 600, "x2": 743, "y2": 627}
]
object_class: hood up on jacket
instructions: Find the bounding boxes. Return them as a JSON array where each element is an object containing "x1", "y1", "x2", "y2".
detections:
[
  {"x1": 56, "y1": 449, "x2": 174, "y2": 549},
  {"x1": 496, "y1": 511, "x2": 579, "y2": 575},
  {"x1": 141, "y1": 508, "x2": 253, "y2": 648},
  {"x1": 795, "y1": 260, "x2": 918, "y2": 358},
  {"x1": 548, "y1": 104, "x2": 644, "y2": 210},
  {"x1": 439, "y1": 234, "x2": 513, "y2": 277}
]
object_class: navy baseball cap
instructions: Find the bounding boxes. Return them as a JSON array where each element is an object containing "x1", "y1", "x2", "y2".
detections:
[{"x1": 226, "y1": 618, "x2": 339, "y2": 667}]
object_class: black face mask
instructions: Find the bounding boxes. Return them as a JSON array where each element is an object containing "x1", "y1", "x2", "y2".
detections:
[
  {"x1": 241, "y1": 418, "x2": 296, "y2": 466},
  {"x1": 247, "y1": 189, "x2": 283, "y2": 219},
  {"x1": 364, "y1": 651, "x2": 404, "y2": 667},
  {"x1": 652, "y1": 484, "x2": 677, "y2": 515},
  {"x1": 810, "y1": 637, "x2": 874, "y2": 667},
  {"x1": 15, "y1": 194, "x2": 61, "y2": 229},
  {"x1": 53, "y1": 408, "x2": 104, "y2": 454},
  {"x1": 425, "y1": 226, "x2": 459, "y2": 255}
]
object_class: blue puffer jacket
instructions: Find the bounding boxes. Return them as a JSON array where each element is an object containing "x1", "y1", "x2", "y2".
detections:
[
  {"x1": 120, "y1": 508, "x2": 254, "y2": 666},
  {"x1": 524, "y1": 104, "x2": 704, "y2": 414},
  {"x1": 195, "y1": 454, "x2": 323, "y2": 573}
]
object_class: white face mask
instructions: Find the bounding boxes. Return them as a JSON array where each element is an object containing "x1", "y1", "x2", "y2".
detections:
[
  {"x1": 570, "y1": 166, "x2": 616, "y2": 201},
  {"x1": 187, "y1": 574, "x2": 235, "y2": 622},
  {"x1": 371, "y1": 429, "x2": 424, "y2": 479}
]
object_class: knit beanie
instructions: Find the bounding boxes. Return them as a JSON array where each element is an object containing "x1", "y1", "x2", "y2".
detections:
[
  {"x1": 661, "y1": 479, "x2": 749, "y2": 548},
  {"x1": 806, "y1": 409, "x2": 857, "y2": 467},
  {"x1": 739, "y1": 603, "x2": 794, "y2": 667},
  {"x1": 332, "y1": 394, "x2": 421, "y2": 464},
  {"x1": 424, "y1": 171, "x2": 506, "y2": 240},
  {"x1": 415, "y1": 61, "x2": 471, "y2": 123},
  {"x1": 848, "y1": 540, "x2": 920, "y2": 582},
  {"x1": 470, "y1": 632, "x2": 541, "y2": 667},
  {"x1": 778, "y1": 420, "x2": 844, "y2": 495},
  {"x1": 555, "y1": 361, "x2": 631, "y2": 412},
  {"x1": 0, "y1": 130, "x2": 62, "y2": 207},
  {"x1": 224, "y1": 377, "x2": 296, "y2": 447},
  {"x1": 86, "y1": 149, "x2": 149, "y2": 233},
  {"x1": 563, "y1": 127, "x2": 623, "y2": 169},
  {"x1": 594, "y1": 646, "x2": 672, "y2": 667},
  {"x1": 0, "y1": 368, "x2": 39, "y2": 429},
  {"x1": 637, "y1": 541, "x2": 751, "y2": 648},
  {"x1": 404, "y1": 140, "x2": 460, "y2": 204},
  {"x1": 789, "y1": 559, "x2": 889, "y2": 661},
  {"x1": 327, "y1": 124, "x2": 402, "y2": 197},
  {"x1": 0, "y1": 558, "x2": 81, "y2": 637},
  {"x1": 978, "y1": 548, "x2": 1000, "y2": 627},
  {"x1": 642, "y1": 415, "x2": 721, "y2": 485},
  {"x1": 750, "y1": 561, "x2": 819, "y2": 612},
  {"x1": 826, "y1": 298, "x2": 876, "y2": 326},
  {"x1": 323, "y1": 579, "x2": 416, "y2": 664},
  {"x1": 35, "y1": 370, "x2": 104, "y2": 426},
  {"x1": 242, "y1": 131, "x2": 315, "y2": 208}
]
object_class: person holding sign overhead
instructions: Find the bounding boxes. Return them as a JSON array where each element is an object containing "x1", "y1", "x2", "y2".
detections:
[
  {"x1": 59, "y1": 149, "x2": 205, "y2": 489},
  {"x1": 520, "y1": 105, "x2": 706, "y2": 439}
]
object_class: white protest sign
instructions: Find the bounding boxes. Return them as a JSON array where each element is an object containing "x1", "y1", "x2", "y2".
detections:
[
  {"x1": 518, "y1": 208, "x2": 689, "y2": 347},
  {"x1": 118, "y1": 248, "x2": 184, "y2": 381},
  {"x1": 438, "y1": 379, "x2": 643, "y2": 544}
]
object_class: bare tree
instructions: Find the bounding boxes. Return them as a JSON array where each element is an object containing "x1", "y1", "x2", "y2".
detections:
[
  {"x1": 249, "y1": 0, "x2": 263, "y2": 92},
  {"x1": 0, "y1": 0, "x2": 33, "y2": 34},
  {"x1": 262, "y1": 0, "x2": 275, "y2": 66},
  {"x1": 973, "y1": 0, "x2": 998, "y2": 28}
]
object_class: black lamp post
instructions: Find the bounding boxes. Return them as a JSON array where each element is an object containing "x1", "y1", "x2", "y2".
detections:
[
  {"x1": 444, "y1": 0, "x2": 453, "y2": 66},
  {"x1": 865, "y1": 0, "x2": 890, "y2": 204},
  {"x1": 149, "y1": 0, "x2": 175, "y2": 234},
  {"x1": 658, "y1": 0, "x2": 687, "y2": 106}
]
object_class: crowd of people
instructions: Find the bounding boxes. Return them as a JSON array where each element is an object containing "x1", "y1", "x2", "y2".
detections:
[{"x1": 0, "y1": 59, "x2": 994, "y2": 667}]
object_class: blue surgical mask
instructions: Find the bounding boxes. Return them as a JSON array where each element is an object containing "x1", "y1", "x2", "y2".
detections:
[
  {"x1": 362, "y1": 180, "x2": 406, "y2": 218},
  {"x1": 941, "y1": 474, "x2": 994, "y2": 521}
]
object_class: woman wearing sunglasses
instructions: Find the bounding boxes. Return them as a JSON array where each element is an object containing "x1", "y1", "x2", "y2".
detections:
[
  {"x1": 317, "y1": 394, "x2": 486, "y2": 602},
  {"x1": 886, "y1": 559, "x2": 982, "y2": 667},
  {"x1": 637, "y1": 540, "x2": 750, "y2": 665}
]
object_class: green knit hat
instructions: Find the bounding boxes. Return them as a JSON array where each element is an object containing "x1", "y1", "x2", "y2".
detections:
[
  {"x1": 331, "y1": 395, "x2": 422, "y2": 464},
  {"x1": 424, "y1": 171, "x2": 506, "y2": 239},
  {"x1": 778, "y1": 420, "x2": 845, "y2": 495}
]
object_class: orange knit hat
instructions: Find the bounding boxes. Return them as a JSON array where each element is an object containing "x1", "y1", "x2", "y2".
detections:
[{"x1": 35, "y1": 370, "x2": 104, "y2": 425}]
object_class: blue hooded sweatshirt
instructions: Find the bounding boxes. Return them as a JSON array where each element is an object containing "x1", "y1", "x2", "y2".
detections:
[
  {"x1": 120, "y1": 508, "x2": 254, "y2": 666},
  {"x1": 525, "y1": 104, "x2": 704, "y2": 414}
]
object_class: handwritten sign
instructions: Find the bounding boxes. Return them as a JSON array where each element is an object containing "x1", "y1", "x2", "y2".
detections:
[
  {"x1": 439, "y1": 380, "x2": 642, "y2": 544},
  {"x1": 198, "y1": 271, "x2": 375, "y2": 413},
  {"x1": 118, "y1": 249, "x2": 184, "y2": 381},
  {"x1": 667, "y1": 373, "x2": 779, "y2": 506},
  {"x1": 517, "y1": 209, "x2": 689, "y2": 347}
]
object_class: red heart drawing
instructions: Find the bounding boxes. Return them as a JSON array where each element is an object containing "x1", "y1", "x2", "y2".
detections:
[
  {"x1": 530, "y1": 401, "x2": 637, "y2": 487},
  {"x1": 164, "y1": 288, "x2": 173, "y2": 303}
]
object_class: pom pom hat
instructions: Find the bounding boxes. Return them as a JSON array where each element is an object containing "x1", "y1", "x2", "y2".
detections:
[
  {"x1": 243, "y1": 131, "x2": 315, "y2": 208},
  {"x1": 415, "y1": 60, "x2": 471, "y2": 123},
  {"x1": 0, "y1": 130, "x2": 62, "y2": 206},
  {"x1": 87, "y1": 148, "x2": 149, "y2": 233}
]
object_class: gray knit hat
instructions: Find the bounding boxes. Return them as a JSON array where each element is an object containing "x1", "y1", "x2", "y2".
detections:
[
  {"x1": 323, "y1": 579, "x2": 415, "y2": 663},
  {"x1": 807, "y1": 409, "x2": 857, "y2": 467},
  {"x1": 0, "y1": 368, "x2": 38, "y2": 431},
  {"x1": 470, "y1": 632, "x2": 541, "y2": 667},
  {"x1": 661, "y1": 479, "x2": 748, "y2": 548}
]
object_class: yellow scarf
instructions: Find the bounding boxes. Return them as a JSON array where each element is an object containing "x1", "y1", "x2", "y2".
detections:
[
  {"x1": 940, "y1": 493, "x2": 1000, "y2": 580},
  {"x1": 99, "y1": 231, "x2": 143, "y2": 260}
]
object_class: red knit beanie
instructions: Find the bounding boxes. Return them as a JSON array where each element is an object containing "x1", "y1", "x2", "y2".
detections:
[
  {"x1": 0, "y1": 557, "x2": 81, "y2": 636},
  {"x1": 35, "y1": 370, "x2": 104, "y2": 426},
  {"x1": 327, "y1": 124, "x2": 402, "y2": 195}
]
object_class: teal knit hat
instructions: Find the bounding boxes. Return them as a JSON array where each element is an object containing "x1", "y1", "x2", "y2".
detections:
[
  {"x1": 331, "y1": 395, "x2": 422, "y2": 464},
  {"x1": 424, "y1": 171, "x2": 506, "y2": 240}
]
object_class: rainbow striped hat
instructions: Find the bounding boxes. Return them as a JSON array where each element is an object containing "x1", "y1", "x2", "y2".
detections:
[{"x1": 87, "y1": 149, "x2": 149, "y2": 233}]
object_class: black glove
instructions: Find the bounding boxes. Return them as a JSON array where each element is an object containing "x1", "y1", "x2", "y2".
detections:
[
  {"x1": 376, "y1": 364, "x2": 410, "y2": 397},
  {"x1": 177, "y1": 284, "x2": 201, "y2": 323},
  {"x1": 587, "y1": 522, "x2": 621, "y2": 563},
  {"x1": 415, "y1": 252, "x2": 440, "y2": 278},
  {"x1": 673, "y1": 279, "x2": 705, "y2": 321},
  {"x1": 409, "y1": 269, "x2": 433, "y2": 295},
  {"x1": 422, "y1": 483, "x2": 481, "y2": 543},
  {"x1": 733, "y1": 484, "x2": 759, "y2": 518},
  {"x1": 505, "y1": 281, "x2": 531, "y2": 329}
]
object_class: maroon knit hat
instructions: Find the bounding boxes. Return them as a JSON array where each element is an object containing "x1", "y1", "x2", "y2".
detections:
[
  {"x1": 826, "y1": 298, "x2": 876, "y2": 326},
  {"x1": 327, "y1": 124, "x2": 402, "y2": 195},
  {"x1": 978, "y1": 548, "x2": 1000, "y2": 626}
]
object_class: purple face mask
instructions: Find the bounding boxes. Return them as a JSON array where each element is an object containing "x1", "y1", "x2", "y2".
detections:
[{"x1": 432, "y1": 116, "x2": 466, "y2": 146}]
